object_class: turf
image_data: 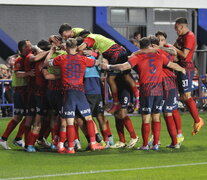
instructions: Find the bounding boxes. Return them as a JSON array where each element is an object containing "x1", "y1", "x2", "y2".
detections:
[{"x1": 0, "y1": 113, "x2": 207, "y2": 180}]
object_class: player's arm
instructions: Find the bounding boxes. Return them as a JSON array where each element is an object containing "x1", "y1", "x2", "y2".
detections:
[
  {"x1": 101, "y1": 62, "x2": 131, "y2": 71},
  {"x1": 28, "y1": 51, "x2": 49, "y2": 62},
  {"x1": 166, "y1": 62, "x2": 186, "y2": 74},
  {"x1": 42, "y1": 68, "x2": 60, "y2": 80},
  {"x1": 159, "y1": 46, "x2": 177, "y2": 56},
  {"x1": 173, "y1": 47, "x2": 190, "y2": 58},
  {"x1": 44, "y1": 45, "x2": 56, "y2": 66},
  {"x1": 78, "y1": 42, "x2": 87, "y2": 51},
  {"x1": 15, "y1": 70, "x2": 35, "y2": 78}
]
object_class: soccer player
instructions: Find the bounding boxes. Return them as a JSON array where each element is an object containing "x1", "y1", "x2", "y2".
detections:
[
  {"x1": 20, "y1": 40, "x2": 49, "y2": 150},
  {"x1": 101, "y1": 37, "x2": 186, "y2": 150},
  {"x1": 0, "y1": 41, "x2": 34, "y2": 149},
  {"x1": 173, "y1": 17, "x2": 204, "y2": 135},
  {"x1": 45, "y1": 38, "x2": 104, "y2": 154},
  {"x1": 155, "y1": 32, "x2": 184, "y2": 145},
  {"x1": 110, "y1": 74, "x2": 139, "y2": 149},
  {"x1": 149, "y1": 35, "x2": 181, "y2": 148},
  {"x1": 58, "y1": 23, "x2": 84, "y2": 40},
  {"x1": 38, "y1": 40, "x2": 65, "y2": 149},
  {"x1": 78, "y1": 31, "x2": 139, "y2": 113}
]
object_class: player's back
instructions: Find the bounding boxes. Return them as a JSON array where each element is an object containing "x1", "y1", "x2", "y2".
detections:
[
  {"x1": 131, "y1": 52, "x2": 167, "y2": 96},
  {"x1": 54, "y1": 54, "x2": 95, "y2": 91}
]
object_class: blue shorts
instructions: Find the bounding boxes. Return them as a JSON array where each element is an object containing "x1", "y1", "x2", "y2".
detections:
[
  {"x1": 35, "y1": 95, "x2": 48, "y2": 116},
  {"x1": 177, "y1": 70, "x2": 194, "y2": 93},
  {"x1": 46, "y1": 89, "x2": 62, "y2": 115},
  {"x1": 25, "y1": 91, "x2": 36, "y2": 117},
  {"x1": 163, "y1": 88, "x2": 178, "y2": 113},
  {"x1": 139, "y1": 96, "x2": 163, "y2": 114},
  {"x1": 85, "y1": 94, "x2": 104, "y2": 117},
  {"x1": 61, "y1": 89, "x2": 92, "y2": 118},
  {"x1": 13, "y1": 87, "x2": 26, "y2": 116}
]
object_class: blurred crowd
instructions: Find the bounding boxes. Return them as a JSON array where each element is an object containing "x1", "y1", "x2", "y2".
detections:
[{"x1": 0, "y1": 54, "x2": 17, "y2": 117}]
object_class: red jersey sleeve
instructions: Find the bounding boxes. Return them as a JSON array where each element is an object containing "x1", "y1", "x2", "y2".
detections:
[
  {"x1": 14, "y1": 58, "x2": 24, "y2": 71},
  {"x1": 128, "y1": 55, "x2": 138, "y2": 68},
  {"x1": 161, "y1": 54, "x2": 170, "y2": 67},
  {"x1": 184, "y1": 33, "x2": 195, "y2": 50},
  {"x1": 81, "y1": 56, "x2": 95, "y2": 67},
  {"x1": 53, "y1": 55, "x2": 63, "y2": 66},
  {"x1": 84, "y1": 37, "x2": 95, "y2": 48}
]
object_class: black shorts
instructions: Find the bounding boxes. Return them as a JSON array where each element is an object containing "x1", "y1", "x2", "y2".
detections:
[
  {"x1": 25, "y1": 91, "x2": 36, "y2": 117},
  {"x1": 35, "y1": 95, "x2": 48, "y2": 116},
  {"x1": 85, "y1": 94, "x2": 104, "y2": 117},
  {"x1": 46, "y1": 89, "x2": 62, "y2": 115},
  {"x1": 13, "y1": 87, "x2": 27, "y2": 116}
]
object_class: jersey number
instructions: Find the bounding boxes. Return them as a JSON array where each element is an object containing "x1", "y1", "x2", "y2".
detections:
[
  {"x1": 66, "y1": 64, "x2": 81, "y2": 78},
  {"x1": 148, "y1": 59, "x2": 156, "y2": 74}
]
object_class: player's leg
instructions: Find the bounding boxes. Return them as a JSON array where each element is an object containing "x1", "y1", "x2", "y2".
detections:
[
  {"x1": 107, "y1": 75, "x2": 120, "y2": 113},
  {"x1": 178, "y1": 70, "x2": 204, "y2": 135},
  {"x1": 13, "y1": 117, "x2": 26, "y2": 148},
  {"x1": 0, "y1": 89, "x2": 25, "y2": 149},
  {"x1": 151, "y1": 113, "x2": 161, "y2": 150},
  {"x1": 65, "y1": 118, "x2": 75, "y2": 154},
  {"x1": 162, "y1": 88, "x2": 180, "y2": 148}
]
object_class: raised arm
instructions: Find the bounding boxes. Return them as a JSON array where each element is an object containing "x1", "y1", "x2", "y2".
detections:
[{"x1": 28, "y1": 51, "x2": 49, "y2": 62}]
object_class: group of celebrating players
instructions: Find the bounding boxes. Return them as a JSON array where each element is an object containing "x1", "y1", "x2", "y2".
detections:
[{"x1": 0, "y1": 17, "x2": 204, "y2": 154}]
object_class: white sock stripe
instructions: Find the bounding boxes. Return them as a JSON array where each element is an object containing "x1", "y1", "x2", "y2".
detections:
[{"x1": 1, "y1": 162, "x2": 207, "y2": 180}]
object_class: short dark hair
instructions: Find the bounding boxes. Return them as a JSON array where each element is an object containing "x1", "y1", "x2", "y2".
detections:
[
  {"x1": 18, "y1": 40, "x2": 29, "y2": 53},
  {"x1": 134, "y1": 32, "x2": 141, "y2": 37},
  {"x1": 66, "y1": 38, "x2": 77, "y2": 49},
  {"x1": 148, "y1": 35, "x2": 159, "y2": 46},
  {"x1": 155, "y1": 31, "x2": 167, "y2": 39},
  {"x1": 37, "y1": 40, "x2": 51, "y2": 51},
  {"x1": 175, "y1": 17, "x2": 188, "y2": 24},
  {"x1": 139, "y1": 37, "x2": 150, "y2": 49},
  {"x1": 79, "y1": 30, "x2": 91, "y2": 38},
  {"x1": 58, "y1": 23, "x2": 72, "y2": 35},
  {"x1": 76, "y1": 37, "x2": 84, "y2": 46}
]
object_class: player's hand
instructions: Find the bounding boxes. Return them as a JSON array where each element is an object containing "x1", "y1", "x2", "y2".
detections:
[
  {"x1": 83, "y1": 50, "x2": 93, "y2": 56},
  {"x1": 182, "y1": 68, "x2": 186, "y2": 75},
  {"x1": 100, "y1": 63, "x2": 108, "y2": 70}
]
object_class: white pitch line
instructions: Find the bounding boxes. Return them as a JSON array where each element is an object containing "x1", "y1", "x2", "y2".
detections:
[{"x1": 1, "y1": 162, "x2": 207, "y2": 180}]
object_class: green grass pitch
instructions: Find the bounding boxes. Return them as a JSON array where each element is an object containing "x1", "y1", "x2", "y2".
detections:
[{"x1": 0, "y1": 113, "x2": 207, "y2": 180}]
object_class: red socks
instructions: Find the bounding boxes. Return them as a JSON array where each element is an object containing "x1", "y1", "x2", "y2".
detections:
[
  {"x1": 24, "y1": 126, "x2": 31, "y2": 146},
  {"x1": 59, "y1": 131, "x2": 66, "y2": 143},
  {"x1": 28, "y1": 132, "x2": 39, "y2": 146},
  {"x1": 106, "y1": 120, "x2": 112, "y2": 136},
  {"x1": 86, "y1": 120, "x2": 96, "y2": 143},
  {"x1": 164, "y1": 116, "x2": 177, "y2": 145},
  {"x1": 101, "y1": 129, "x2": 109, "y2": 142},
  {"x1": 115, "y1": 118, "x2": 125, "y2": 143},
  {"x1": 2, "y1": 119, "x2": 18, "y2": 139},
  {"x1": 172, "y1": 109, "x2": 182, "y2": 134},
  {"x1": 142, "y1": 123, "x2": 150, "y2": 146},
  {"x1": 123, "y1": 116, "x2": 137, "y2": 139},
  {"x1": 67, "y1": 125, "x2": 75, "y2": 148},
  {"x1": 185, "y1": 98, "x2": 200, "y2": 123},
  {"x1": 152, "y1": 122, "x2": 161, "y2": 146}
]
